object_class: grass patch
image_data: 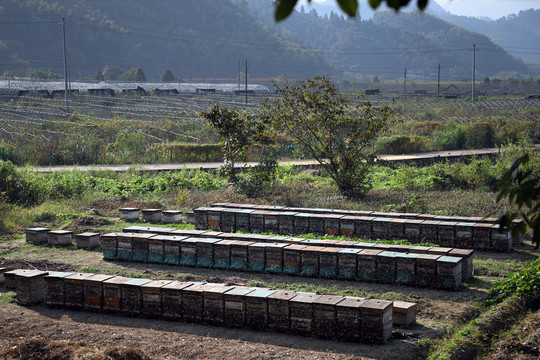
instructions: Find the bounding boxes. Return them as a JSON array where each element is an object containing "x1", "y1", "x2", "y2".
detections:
[{"x1": 0, "y1": 292, "x2": 16, "y2": 303}]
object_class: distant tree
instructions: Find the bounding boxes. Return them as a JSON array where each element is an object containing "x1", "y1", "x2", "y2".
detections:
[
  {"x1": 119, "y1": 67, "x2": 147, "y2": 81},
  {"x1": 372, "y1": 75, "x2": 380, "y2": 83},
  {"x1": 160, "y1": 69, "x2": 175, "y2": 82},
  {"x1": 26, "y1": 69, "x2": 49, "y2": 79},
  {"x1": 94, "y1": 70, "x2": 105, "y2": 81},
  {"x1": 102, "y1": 65, "x2": 124, "y2": 81},
  {"x1": 483, "y1": 76, "x2": 491, "y2": 85},
  {"x1": 1, "y1": 71, "x2": 15, "y2": 79}
]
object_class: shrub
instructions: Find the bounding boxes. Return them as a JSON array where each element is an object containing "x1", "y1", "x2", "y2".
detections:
[
  {"x1": 465, "y1": 122, "x2": 495, "y2": 149},
  {"x1": 0, "y1": 161, "x2": 43, "y2": 205},
  {"x1": 434, "y1": 125, "x2": 467, "y2": 150},
  {"x1": 486, "y1": 258, "x2": 540, "y2": 305},
  {"x1": 376, "y1": 135, "x2": 429, "y2": 154},
  {"x1": 236, "y1": 157, "x2": 278, "y2": 198}
]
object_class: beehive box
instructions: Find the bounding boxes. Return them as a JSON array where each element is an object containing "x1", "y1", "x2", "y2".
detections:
[
  {"x1": 223, "y1": 287, "x2": 255, "y2": 327},
  {"x1": 131, "y1": 233, "x2": 154, "y2": 262},
  {"x1": 388, "y1": 218, "x2": 407, "y2": 239},
  {"x1": 278, "y1": 212, "x2": 298, "y2": 235},
  {"x1": 183, "y1": 283, "x2": 216, "y2": 323},
  {"x1": 395, "y1": 253, "x2": 419, "y2": 285},
  {"x1": 290, "y1": 293, "x2": 321, "y2": 335},
  {"x1": 141, "y1": 208, "x2": 162, "y2": 222},
  {"x1": 194, "y1": 207, "x2": 210, "y2": 229},
  {"x1": 403, "y1": 220, "x2": 423, "y2": 242},
  {"x1": 372, "y1": 217, "x2": 391, "y2": 239},
  {"x1": 163, "y1": 236, "x2": 188, "y2": 265},
  {"x1": 360, "y1": 299, "x2": 393, "y2": 343},
  {"x1": 321, "y1": 214, "x2": 344, "y2": 236},
  {"x1": 436, "y1": 221, "x2": 458, "y2": 247},
  {"x1": 263, "y1": 211, "x2": 281, "y2": 234},
  {"x1": 75, "y1": 232, "x2": 100, "y2": 249},
  {"x1": 357, "y1": 249, "x2": 382, "y2": 282},
  {"x1": 83, "y1": 274, "x2": 115, "y2": 311},
  {"x1": 248, "y1": 243, "x2": 267, "y2": 272},
  {"x1": 119, "y1": 207, "x2": 139, "y2": 220},
  {"x1": 245, "y1": 288, "x2": 276, "y2": 329},
  {"x1": 319, "y1": 247, "x2": 341, "y2": 278},
  {"x1": 15, "y1": 270, "x2": 49, "y2": 306},
  {"x1": 248, "y1": 210, "x2": 268, "y2": 233},
  {"x1": 337, "y1": 216, "x2": 354, "y2": 237},
  {"x1": 65, "y1": 273, "x2": 94, "y2": 309},
  {"x1": 229, "y1": 240, "x2": 255, "y2": 271},
  {"x1": 162, "y1": 210, "x2": 182, "y2": 223},
  {"x1": 473, "y1": 223, "x2": 493, "y2": 250},
  {"x1": 283, "y1": 244, "x2": 307, "y2": 275},
  {"x1": 455, "y1": 222, "x2": 476, "y2": 249},
  {"x1": 203, "y1": 284, "x2": 235, "y2": 325},
  {"x1": 214, "y1": 240, "x2": 234, "y2": 269},
  {"x1": 265, "y1": 243, "x2": 287, "y2": 273},
  {"x1": 121, "y1": 278, "x2": 152, "y2": 316},
  {"x1": 308, "y1": 214, "x2": 326, "y2": 235},
  {"x1": 268, "y1": 290, "x2": 297, "y2": 332},
  {"x1": 207, "y1": 207, "x2": 225, "y2": 231},
  {"x1": 427, "y1": 247, "x2": 453, "y2": 256},
  {"x1": 353, "y1": 216, "x2": 375, "y2": 238},
  {"x1": 44, "y1": 272, "x2": 76, "y2": 307},
  {"x1": 300, "y1": 246, "x2": 324, "y2": 277},
  {"x1": 415, "y1": 254, "x2": 440, "y2": 288},
  {"x1": 25, "y1": 227, "x2": 51, "y2": 244},
  {"x1": 102, "y1": 276, "x2": 131, "y2": 312},
  {"x1": 5, "y1": 269, "x2": 30, "y2": 289},
  {"x1": 313, "y1": 295, "x2": 345, "y2": 339},
  {"x1": 179, "y1": 238, "x2": 198, "y2": 266},
  {"x1": 336, "y1": 296, "x2": 366, "y2": 342},
  {"x1": 234, "y1": 209, "x2": 254, "y2": 232},
  {"x1": 449, "y1": 248, "x2": 474, "y2": 280},
  {"x1": 490, "y1": 224, "x2": 512, "y2": 252},
  {"x1": 420, "y1": 220, "x2": 440, "y2": 242},
  {"x1": 0, "y1": 267, "x2": 6, "y2": 285},
  {"x1": 196, "y1": 238, "x2": 220, "y2": 268},
  {"x1": 147, "y1": 235, "x2": 166, "y2": 263},
  {"x1": 47, "y1": 230, "x2": 73, "y2": 246},
  {"x1": 337, "y1": 248, "x2": 361, "y2": 279},
  {"x1": 161, "y1": 281, "x2": 195, "y2": 320},
  {"x1": 436, "y1": 256, "x2": 462, "y2": 290},
  {"x1": 374, "y1": 251, "x2": 398, "y2": 284},
  {"x1": 220, "y1": 208, "x2": 238, "y2": 232},
  {"x1": 141, "y1": 280, "x2": 172, "y2": 318},
  {"x1": 293, "y1": 213, "x2": 312, "y2": 234},
  {"x1": 393, "y1": 301, "x2": 417, "y2": 326},
  {"x1": 116, "y1": 232, "x2": 134, "y2": 261}
]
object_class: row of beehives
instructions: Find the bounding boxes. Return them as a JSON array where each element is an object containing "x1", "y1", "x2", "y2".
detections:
[
  {"x1": 25, "y1": 228, "x2": 100, "y2": 248},
  {"x1": 119, "y1": 208, "x2": 184, "y2": 223},
  {"x1": 193, "y1": 206, "x2": 514, "y2": 252},
  {"x1": 101, "y1": 229, "x2": 466, "y2": 290},
  {"x1": 1, "y1": 268, "x2": 417, "y2": 343}
]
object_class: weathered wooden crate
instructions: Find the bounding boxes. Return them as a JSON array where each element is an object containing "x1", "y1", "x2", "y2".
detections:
[
  {"x1": 472, "y1": 223, "x2": 493, "y2": 250},
  {"x1": 141, "y1": 208, "x2": 162, "y2": 222},
  {"x1": 420, "y1": 220, "x2": 440, "y2": 242},
  {"x1": 162, "y1": 210, "x2": 182, "y2": 223},
  {"x1": 15, "y1": 270, "x2": 49, "y2": 306},
  {"x1": 308, "y1": 214, "x2": 326, "y2": 235},
  {"x1": 161, "y1": 281, "x2": 195, "y2": 320},
  {"x1": 0, "y1": 267, "x2": 6, "y2": 285},
  {"x1": 131, "y1": 233, "x2": 153, "y2": 262},
  {"x1": 25, "y1": 227, "x2": 51, "y2": 244},
  {"x1": 268, "y1": 290, "x2": 297, "y2": 332},
  {"x1": 48, "y1": 230, "x2": 73, "y2": 246},
  {"x1": 372, "y1": 217, "x2": 391, "y2": 239},
  {"x1": 213, "y1": 240, "x2": 234, "y2": 269},
  {"x1": 490, "y1": 224, "x2": 512, "y2": 252},
  {"x1": 293, "y1": 213, "x2": 312, "y2": 234},
  {"x1": 179, "y1": 238, "x2": 198, "y2": 266},
  {"x1": 455, "y1": 222, "x2": 476, "y2": 249},
  {"x1": 278, "y1": 212, "x2": 297, "y2": 235},
  {"x1": 395, "y1": 253, "x2": 420, "y2": 285},
  {"x1": 223, "y1": 287, "x2": 255, "y2": 327},
  {"x1": 194, "y1": 207, "x2": 210, "y2": 230},
  {"x1": 427, "y1": 247, "x2": 452, "y2": 256},
  {"x1": 147, "y1": 235, "x2": 165, "y2": 264},
  {"x1": 353, "y1": 216, "x2": 375, "y2": 238},
  {"x1": 300, "y1": 246, "x2": 324, "y2": 277},
  {"x1": 116, "y1": 232, "x2": 134, "y2": 261},
  {"x1": 182, "y1": 283, "x2": 215, "y2": 323},
  {"x1": 75, "y1": 232, "x2": 100, "y2": 249},
  {"x1": 388, "y1": 218, "x2": 407, "y2": 239},
  {"x1": 357, "y1": 249, "x2": 382, "y2": 282},
  {"x1": 123, "y1": 225, "x2": 151, "y2": 233},
  {"x1": 65, "y1": 273, "x2": 94, "y2": 309},
  {"x1": 265, "y1": 243, "x2": 287, "y2": 273},
  {"x1": 360, "y1": 299, "x2": 393, "y2": 343},
  {"x1": 313, "y1": 295, "x2": 345, "y2": 339},
  {"x1": 336, "y1": 296, "x2": 366, "y2": 342},
  {"x1": 102, "y1": 276, "x2": 131, "y2": 312},
  {"x1": 5, "y1": 269, "x2": 30, "y2": 289},
  {"x1": 290, "y1": 293, "x2": 321, "y2": 335},
  {"x1": 207, "y1": 207, "x2": 226, "y2": 231},
  {"x1": 229, "y1": 240, "x2": 254, "y2": 271},
  {"x1": 436, "y1": 256, "x2": 462, "y2": 290},
  {"x1": 234, "y1": 209, "x2": 254, "y2": 232},
  {"x1": 337, "y1": 248, "x2": 361, "y2": 279},
  {"x1": 283, "y1": 244, "x2": 307, "y2": 275},
  {"x1": 141, "y1": 280, "x2": 172, "y2": 318},
  {"x1": 162, "y1": 235, "x2": 187, "y2": 265},
  {"x1": 83, "y1": 274, "x2": 115, "y2": 311},
  {"x1": 171, "y1": 229, "x2": 207, "y2": 237},
  {"x1": 245, "y1": 288, "x2": 276, "y2": 329},
  {"x1": 203, "y1": 284, "x2": 235, "y2": 325},
  {"x1": 321, "y1": 214, "x2": 344, "y2": 236},
  {"x1": 248, "y1": 243, "x2": 267, "y2": 272},
  {"x1": 415, "y1": 254, "x2": 440, "y2": 288},
  {"x1": 403, "y1": 220, "x2": 423, "y2": 242},
  {"x1": 196, "y1": 238, "x2": 220, "y2": 268},
  {"x1": 119, "y1": 207, "x2": 139, "y2": 220},
  {"x1": 263, "y1": 211, "x2": 281, "y2": 234},
  {"x1": 44, "y1": 271, "x2": 76, "y2": 307},
  {"x1": 435, "y1": 221, "x2": 458, "y2": 247},
  {"x1": 248, "y1": 210, "x2": 267, "y2": 233},
  {"x1": 393, "y1": 301, "x2": 417, "y2": 326},
  {"x1": 220, "y1": 208, "x2": 238, "y2": 232},
  {"x1": 319, "y1": 247, "x2": 341, "y2": 278},
  {"x1": 121, "y1": 278, "x2": 152, "y2": 316},
  {"x1": 374, "y1": 251, "x2": 398, "y2": 284},
  {"x1": 449, "y1": 248, "x2": 474, "y2": 280},
  {"x1": 339, "y1": 216, "x2": 357, "y2": 237}
]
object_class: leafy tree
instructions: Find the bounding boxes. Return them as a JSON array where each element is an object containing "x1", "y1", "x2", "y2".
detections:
[
  {"x1": 26, "y1": 69, "x2": 50, "y2": 79},
  {"x1": 94, "y1": 70, "x2": 105, "y2": 81},
  {"x1": 260, "y1": 76, "x2": 393, "y2": 198},
  {"x1": 1, "y1": 71, "x2": 14, "y2": 79},
  {"x1": 119, "y1": 67, "x2": 147, "y2": 81},
  {"x1": 102, "y1": 65, "x2": 124, "y2": 81},
  {"x1": 496, "y1": 153, "x2": 540, "y2": 248},
  {"x1": 160, "y1": 69, "x2": 175, "y2": 82},
  {"x1": 274, "y1": 0, "x2": 429, "y2": 21}
]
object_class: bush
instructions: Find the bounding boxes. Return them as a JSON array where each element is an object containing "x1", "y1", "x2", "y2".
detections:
[
  {"x1": 236, "y1": 157, "x2": 278, "y2": 198},
  {"x1": 376, "y1": 135, "x2": 429, "y2": 154},
  {"x1": 465, "y1": 122, "x2": 495, "y2": 149},
  {"x1": 434, "y1": 125, "x2": 467, "y2": 150},
  {"x1": 0, "y1": 161, "x2": 43, "y2": 205},
  {"x1": 486, "y1": 258, "x2": 540, "y2": 305}
]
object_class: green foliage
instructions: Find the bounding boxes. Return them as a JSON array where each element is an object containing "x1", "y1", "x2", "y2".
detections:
[
  {"x1": 93, "y1": 70, "x2": 105, "y2": 81},
  {"x1": 160, "y1": 69, "x2": 175, "y2": 82},
  {"x1": 486, "y1": 258, "x2": 540, "y2": 305},
  {"x1": 434, "y1": 125, "x2": 467, "y2": 150},
  {"x1": 262, "y1": 76, "x2": 394, "y2": 198},
  {"x1": 118, "y1": 67, "x2": 147, "y2": 81},
  {"x1": 236, "y1": 157, "x2": 278, "y2": 197},
  {"x1": 0, "y1": 161, "x2": 43, "y2": 205},
  {"x1": 102, "y1": 65, "x2": 124, "y2": 81}
]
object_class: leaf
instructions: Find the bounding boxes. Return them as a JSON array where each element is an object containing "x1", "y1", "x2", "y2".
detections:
[
  {"x1": 368, "y1": 0, "x2": 382, "y2": 9},
  {"x1": 337, "y1": 0, "x2": 358, "y2": 16},
  {"x1": 275, "y1": 0, "x2": 298, "y2": 22}
]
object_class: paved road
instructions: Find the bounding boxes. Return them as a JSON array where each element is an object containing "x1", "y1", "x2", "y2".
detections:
[{"x1": 25, "y1": 146, "x2": 532, "y2": 173}]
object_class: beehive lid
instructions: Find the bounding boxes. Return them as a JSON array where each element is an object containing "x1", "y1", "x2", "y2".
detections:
[
  {"x1": 371, "y1": 212, "x2": 397, "y2": 217},
  {"x1": 468, "y1": 216, "x2": 484, "y2": 222},
  {"x1": 25, "y1": 227, "x2": 51, "y2": 233},
  {"x1": 268, "y1": 290, "x2": 297, "y2": 301},
  {"x1": 336, "y1": 296, "x2": 367, "y2": 308},
  {"x1": 142, "y1": 280, "x2": 172, "y2": 290},
  {"x1": 249, "y1": 243, "x2": 269, "y2": 248},
  {"x1": 404, "y1": 219, "x2": 424, "y2": 225},
  {"x1": 170, "y1": 229, "x2": 207, "y2": 236},
  {"x1": 427, "y1": 247, "x2": 453, "y2": 255},
  {"x1": 300, "y1": 239, "x2": 326, "y2": 246},
  {"x1": 248, "y1": 234, "x2": 273, "y2": 241},
  {"x1": 183, "y1": 283, "x2": 216, "y2": 294},
  {"x1": 120, "y1": 207, "x2": 139, "y2": 211},
  {"x1": 101, "y1": 232, "x2": 121, "y2": 238},
  {"x1": 279, "y1": 211, "x2": 299, "y2": 216},
  {"x1": 265, "y1": 243, "x2": 288, "y2": 249},
  {"x1": 339, "y1": 248, "x2": 362, "y2": 254},
  {"x1": 200, "y1": 231, "x2": 223, "y2": 237},
  {"x1": 77, "y1": 232, "x2": 100, "y2": 238},
  {"x1": 162, "y1": 281, "x2": 194, "y2": 291},
  {"x1": 203, "y1": 284, "x2": 235, "y2": 295},
  {"x1": 294, "y1": 212, "x2": 313, "y2": 217},
  {"x1": 103, "y1": 276, "x2": 131, "y2": 285},
  {"x1": 17, "y1": 270, "x2": 49, "y2": 278},
  {"x1": 224, "y1": 287, "x2": 256, "y2": 297},
  {"x1": 421, "y1": 220, "x2": 441, "y2": 226},
  {"x1": 216, "y1": 233, "x2": 237, "y2": 239},
  {"x1": 436, "y1": 256, "x2": 462, "y2": 264},
  {"x1": 474, "y1": 223, "x2": 493, "y2": 229},
  {"x1": 216, "y1": 240, "x2": 236, "y2": 246},
  {"x1": 361, "y1": 299, "x2": 393, "y2": 314},
  {"x1": 372, "y1": 217, "x2": 392, "y2": 223},
  {"x1": 352, "y1": 241, "x2": 376, "y2": 248},
  {"x1": 66, "y1": 273, "x2": 94, "y2": 282},
  {"x1": 376, "y1": 251, "x2": 401, "y2": 258},
  {"x1": 230, "y1": 240, "x2": 256, "y2": 246},
  {"x1": 449, "y1": 249, "x2": 474, "y2": 256},
  {"x1": 45, "y1": 271, "x2": 76, "y2": 279},
  {"x1": 358, "y1": 249, "x2": 383, "y2": 256},
  {"x1": 434, "y1": 215, "x2": 453, "y2": 221},
  {"x1": 393, "y1": 301, "x2": 418, "y2": 314},
  {"x1": 268, "y1": 236, "x2": 290, "y2": 242},
  {"x1": 320, "y1": 247, "x2": 341, "y2": 253},
  {"x1": 251, "y1": 210, "x2": 270, "y2": 215},
  {"x1": 132, "y1": 233, "x2": 155, "y2": 240},
  {"x1": 162, "y1": 210, "x2": 182, "y2": 215},
  {"x1": 84, "y1": 274, "x2": 115, "y2": 283},
  {"x1": 389, "y1": 218, "x2": 407, "y2": 224},
  {"x1": 313, "y1": 295, "x2": 345, "y2": 306},
  {"x1": 286, "y1": 237, "x2": 306, "y2": 244},
  {"x1": 290, "y1": 293, "x2": 321, "y2": 304},
  {"x1": 456, "y1": 222, "x2": 476, "y2": 227},
  {"x1": 395, "y1": 252, "x2": 421, "y2": 260},
  {"x1": 49, "y1": 230, "x2": 73, "y2": 235},
  {"x1": 417, "y1": 254, "x2": 441, "y2": 261},
  {"x1": 197, "y1": 238, "x2": 221, "y2": 244},
  {"x1": 236, "y1": 209, "x2": 255, "y2": 214},
  {"x1": 284, "y1": 244, "x2": 307, "y2": 251},
  {"x1": 302, "y1": 246, "x2": 325, "y2": 252},
  {"x1": 123, "y1": 226, "x2": 148, "y2": 232},
  {"x1": 123, "y1": 278, "x2": 152, "y2": 287},
  {"x1": 341, "y1": 215, "x2": 362, "y2": 221},
  {"x1": 245, "y1": 289, "x2": 276, "y2": 299}
]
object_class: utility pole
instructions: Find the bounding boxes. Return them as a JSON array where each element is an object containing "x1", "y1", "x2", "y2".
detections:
[
  {"x1": 237, "y1": 60, "x2": 240, "y2": 90},
  {"x1": 472, "y1": 44, "x2": 476, "y2": 104},
  {"x1": 437, "y1": 64, "x2": 440, "y2": 96},
  {"x1": 245, "y1": 60, "x2": 248, "y2": 104},
  {"x1": 61, "y1": 16, "x2": 69, "y2": 112},
  {"x1": 403, "y1": 67, "x2": 407, "y2": 95}
]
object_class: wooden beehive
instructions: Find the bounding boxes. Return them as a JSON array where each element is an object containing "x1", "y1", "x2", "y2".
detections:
[
  {"x1": 162, "y1": 210, "x2": 182, "y2": 223},
  {"x1": 300, "y1": 246, "x2": 324, "y2": 277},
  {"x1": 119, "y1": 207, "x2": 139, "y2": 220},
  {"x1": 436, "y1": 221, "x2": 458, "y2": 247},
  {"x1": 75, "y1": 232, "x2": 100, "y2": 249},
  {"x1": 436, "y1": 256, "x2": 462, "y2": 290},
  {"x1": 374, "y1": 251, "x2": 398, "y2": 284},
  {"x1": 293, "y1": 213, "x2": 312, "y2": 234},
  {"x1": 102, "y1": 276, "x2": 131, "y2": 312},
  {"x1": 455, "y1": 222, "x2": 475, "y2": 249},
  {"x1": 335, "y1": 296, "x2": 366, "y2": 342},
  {"x1": 161, "y1": 281, "x2": 195, "y2": 320},
  {"x1": 353, "y1": 216, "x2": 375, "y2": 238},
  {"x1": 141, "y1": 208, "x2": 162, "y2": 222},
  {"x1": 5, "y1": 269, "x2": 29, "y2": 289},
  {"x1": 25, "y1": 227, "x2": 51, "y2": 244},
  {"x1": 64, "y1": 273, "x2": 94, "y2": 309},
  {"x1": 223, "y1": 286, "x2": 256, "y2": 327},
  {"x1": 220, "y1": 208, "x2": 238, "y2": 232},
  {"x1": 268, "y1": 290, "x2": 297, "y2": 332},
  {"x1": 15, "y1": 270, "x2": 49, "y2": 306},
  {"x1": 44, "y1": 271, "x2": 76, "y2": 307},
  {"x1": 203, "y1": 284, "x2": 235, "y2": 325},
  {"x1": 415, "y1": 254, "x2": 440, "y2": 288},
  {"x1": 318, "y1": 247, "x2": 340, "y2": 278},
  {"x1": 473, "y1": 223, "x2": 493, "y2": 250},
  {"x1": 395, "y1": 253, "x2": 419, "y2": 285},
  {"x1": 360, "y1": 299, "x2": 393, "y2": 343},
  {"x1": 289, "y1": 293, "x2": 321, "y2": 335},
  {"x1": 141, "y1": 280, "x2": 172, "y2": 318},
  {"x1": 120, "y1": 278, "x2": 152, "y2": 316},
  {"x1": 214, "y1": 240, "x2": 234, "y2": 269},
  {"x1": 243, "y1": 288, "x2": 275, "y2": 330},
  {"x1": 322, "y1": 214, "x2": 344, "y2": 236},
  {"x1": 47, "y1": 230, "x2": 73, "y2": 246},
  {"x1": 392, "y1": 301, "x2": 417, "y2": 326},
  {"x1": 403, "y1": 220, "x2": 423, "y2": 242},
  {"x1": 248, "y1": 243, "x2": 267, "y2": 272},
  {"x1": 427, "y1": 247, "x2": 452, "y2": 256},
  {"x1": 313, "y1": 295, "x2": 345, "y2": 339},
  {"x1": 163, "y1": 235, "x2": 187, "y2": 265},
  {"x1": 308, "y1": 214, "x2": 325, "y2": 235},
  {"x1": 357, "y1": 249, "x2": 382, "y2": 282},
  {"x1": 83, "y1": 274, "x2": 115, "y2": 311},
  {"x1": 372, "y1": 217, "x2": 391, "y2": 239},
  {"x1": 420, "y1": 220, "x2": 440, "y2": 243},
  {"x1": 0, "y1": 267, "x2": 6, "y2": 285},
  {"x1": 388, "y1": 218, "x2": 406, "y2": 239},
  {"x1": 448, "y1": 249, "x2": 474, "y2": 280},
  {"x1": 182, "y1": 283, "x2": 215, "y2": 323},
  {"x1": 229, "y1": 240, "x2": 255, "y2": 271},
  {"x1": 278, "y1": 211, "x2": 297, "y2": 235},
  {"x1": 282, "y1": 244, "x2": 307, "y2": 275},
  {"x1": 207, "y1": 207, "x2": 225, "y2": 231},
  {"x1": 196, "y1": 238, "x2": 220, "y2": 268},
  {"x1": 490, "y1": 224, "x2": 512, "y2": 252},
  {"x1": 116, "y1": 232, "x2": 134, "y2": 261},
  {"x1": 194, "y1": 207, "x2": 210, "y2": 230},
  {"x1": 147, "y1": 235, "x2": 165, "y2": 264},
  {"x1": 179, "y1": 238, "x2": 198, "y2": 266},
  {"x1": 264, "y1": 243, "x2": 287, "y2": 273},
  {"x1": 234, "y1": 209, "x2": 254, "y2": 232},
  {"x1": 339, "y1": 216, "x2": 357, "y2": 237},
  {"x1": 131, "y1": 233, "x2": 153, "y2": 262},
  {"x1": 337, "y1": 248, "x2": 361, "y2": 279}
]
